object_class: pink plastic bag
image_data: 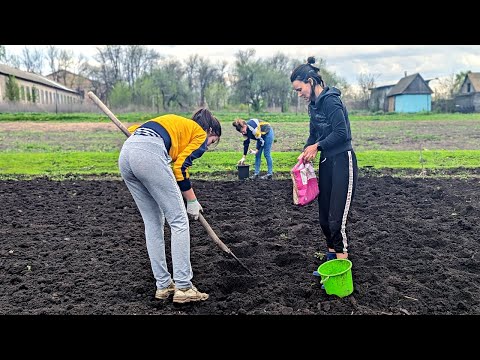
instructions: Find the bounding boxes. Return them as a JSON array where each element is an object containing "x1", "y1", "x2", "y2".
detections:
[{"x1": 291, "y1": 160, "x2": 320, "y2": 206}]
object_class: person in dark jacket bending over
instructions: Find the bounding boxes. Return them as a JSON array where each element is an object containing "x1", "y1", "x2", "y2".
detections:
[
  {"x1": 233, "y1": 118, "x2": 275, "y2": 180},
  {"x1": 290, "y1": 57, "x2": 358, "y2": 261}
]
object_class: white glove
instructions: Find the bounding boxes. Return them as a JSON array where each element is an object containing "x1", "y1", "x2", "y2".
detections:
[
  {"x1": 249, "y1": 149, "x2": 258, "y2": 155},
  {"x1": 238, "y1": 156, "x2": 246, "y2": 165},
  {"x1": 186, "y1": 199, "x2": 203, "y2": 220}
]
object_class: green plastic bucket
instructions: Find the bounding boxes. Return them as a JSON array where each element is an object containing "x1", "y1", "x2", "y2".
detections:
[{"x1": 317, "y1": 259, "x2": 353, "y2": 298}]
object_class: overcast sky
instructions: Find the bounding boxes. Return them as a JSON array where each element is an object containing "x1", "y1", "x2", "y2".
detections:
[{"x1": 5, "y1": 45, "x2": 480, "y2": 87}]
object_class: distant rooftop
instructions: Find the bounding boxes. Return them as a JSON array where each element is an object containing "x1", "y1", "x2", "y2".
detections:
[{"x1": 0, "y1": 63, "x2": 78, "y2": 93}]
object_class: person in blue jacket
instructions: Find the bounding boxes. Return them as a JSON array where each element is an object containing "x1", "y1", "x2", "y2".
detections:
[
  {"x1": 290, "y1": 56, "x2": 358, "y2": 262},
  {"x1": 232, "y1": 118, "x2": 275, "y2": 180}
]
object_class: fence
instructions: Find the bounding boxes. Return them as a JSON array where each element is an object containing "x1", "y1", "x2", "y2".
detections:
[{"x1": 0, "y1": 102, "x2": 102, "y2": 113}]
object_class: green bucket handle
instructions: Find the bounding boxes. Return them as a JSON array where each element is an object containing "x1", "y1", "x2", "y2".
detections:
[{"x1": 320, "y1": 276, "x2": 330, "y2": 284}]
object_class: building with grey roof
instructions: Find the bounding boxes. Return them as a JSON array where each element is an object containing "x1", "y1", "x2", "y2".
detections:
[
  {"x1": 0, "y1": 63, "x2": 83, "y2": 112},
  {"x1": 455, "y1": 72, "x2": 480, "y2": 113}
]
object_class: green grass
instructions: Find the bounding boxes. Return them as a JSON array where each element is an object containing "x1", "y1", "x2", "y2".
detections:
[
  {"x1": 0, "y1": 152, "x2": 119, "y2": 175},
  {"x1": 2, "y1": 111, "x2": 480, "y2": 123},
  {"x1": 1, "y1": 112, "x2": 480, "y2": 179},
  {"x1": 3, "y1": 119, "x2": 480, "y2": 153},
  {"x1": 357, "y1": 150, "x2": 480, "y2": 169},
  {"x1": 2, "y1": 150, "x2": 479, "y2": 177},
  {"x1": 349, "y1": 111, "x2": 480, "y2": 121},
  {"x1": 0, "y1": 112, "x2": 160, "y2": 123}
]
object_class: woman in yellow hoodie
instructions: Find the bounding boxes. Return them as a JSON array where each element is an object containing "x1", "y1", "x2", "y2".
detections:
[{"x1": 119, "y1": 108, "x2": 221, "y2": 304}]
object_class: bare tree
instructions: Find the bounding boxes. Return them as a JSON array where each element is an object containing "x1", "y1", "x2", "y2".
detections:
[
  {"x1": 21, "y1": 47, "x2": 44, "y2": 74},
  {"x1": 232, "y1": 49, "x2": 302, "y2": 112},
  {"x1": 432, "y1": 71, "x2": 471, "y2": 102},
  {"x1": 202, "y1": 60, "x2": 229, "y2": 110},
  {"x1": 150, "y1": 59, "x2": 188, "y2": 111},
  {"x1": 58, "y1": 49, "x2": 74, "y2": 84},
  {"x1": 235, "y1": 48, "x2": 256, "y2": 66},
  {"x1": 265, "y1": 53, "x2": 292, "y2": 111},
  {"x1": 431, "y1": 73, "x2": 461, "y2": 112},
  {"x1": 231, "y1": 48, "x2": 257, "y2": 105},
  {"x1": 94, "y1": 45, "x2": 124, "y2": 102},
  {"x1": 185, "y1": 54, "x2": 199, "y2": 91},
  {"x1": 83, "y1": 63, "x2": 108, "y2": 101},
  {"x1": 0, "y1": 46, "x2": 21, "y2": 68},
  {"x1": 268, "y1": 52, "x2": 291, "y2": 73},
  {"x1": 46, "y1": 46, "x2": 60, "y2": 80},
  {"x1": 46, "y1": 46, "x2": 88, "y2": 93},
  {"x1": 69, "y1": 54, "x2": 88, "y2": 89},
  {"x1": 357, "y1": 72, "x2": 381, "y2": 108},
  {"x1": 183, "y1": 54, "x2": 200, "y2": 107},
  {"x1": 0, "y1": 45, "x2": 6, "y2": 62},
  {"x1": 434, "y1": 73, "x2": 456, "y2": 100},
  {"x1": 123, "y1": 45, "x2": 161, "y2": 101},
  {"x1": 7, "y1": 54, "x2": 21, "y2": 69},
  {"x1": 197, "y1": 57, "x2": 219, "y2": 107}
]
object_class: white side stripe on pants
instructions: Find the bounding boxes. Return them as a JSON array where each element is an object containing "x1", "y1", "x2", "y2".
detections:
[{"x1": 340, "y1": 151, "x2": 354, "y2": 253}]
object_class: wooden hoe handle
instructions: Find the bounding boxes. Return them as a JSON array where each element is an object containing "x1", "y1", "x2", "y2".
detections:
[{"x1": 87, "y1": 91, "x2": 252, "y2": 274}]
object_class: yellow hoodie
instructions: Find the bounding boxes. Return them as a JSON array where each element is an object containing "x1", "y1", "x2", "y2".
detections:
[{"x1": 128, "y1": 114, "x2": 207, "y2": 191}]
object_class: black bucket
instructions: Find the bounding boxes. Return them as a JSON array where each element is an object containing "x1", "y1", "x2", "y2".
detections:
[{"x1": 237, "y1": 164, "x2": 250, "y2": 180}]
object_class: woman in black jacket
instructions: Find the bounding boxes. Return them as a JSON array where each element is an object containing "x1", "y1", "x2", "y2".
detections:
[{"x1": 290, "y1": 56, "x2": 358, "y2": 261}]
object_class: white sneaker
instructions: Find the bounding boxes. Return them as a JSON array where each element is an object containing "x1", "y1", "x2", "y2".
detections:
[
  {"x1": 173, "y1": 285, "x2": 209, "y2": 304},
  {"x1": 155, "y1": 281, "x2": 175, "y2": 300}
]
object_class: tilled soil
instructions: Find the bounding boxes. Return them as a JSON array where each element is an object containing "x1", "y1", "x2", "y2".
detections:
[{"x1": 1, "y1": 176, "x2": 479, "y2": 315}]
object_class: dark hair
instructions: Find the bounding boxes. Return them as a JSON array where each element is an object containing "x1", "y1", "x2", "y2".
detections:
[
  {"x1": 191, "y1": 108, "x2": 222, "y2": 138},
  {"x1": 232, "y1": 118, "x2": 246, "y2": 132},
  {"x1": 290, "y1": 56, "x2": 324, "y2": 87}
]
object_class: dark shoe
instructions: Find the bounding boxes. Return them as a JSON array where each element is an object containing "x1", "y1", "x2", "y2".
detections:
[
  {"x1": 260, "y1": 174, "x2": 273, "y2": 180},
  {"x1": 249, "y1": 174, "x2": 259, "y2": 180}
]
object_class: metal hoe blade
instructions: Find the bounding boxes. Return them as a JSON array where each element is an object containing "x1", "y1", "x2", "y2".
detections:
[
  {"x1": 229, "y1": 252, "x2": 254, "y2": 276},
  {"x1": 86, "y1": 90, "x2": 255, "y2": 276}
]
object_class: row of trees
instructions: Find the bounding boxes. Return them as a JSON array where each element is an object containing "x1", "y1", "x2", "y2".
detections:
[
  {"x1": 87, "y1": 46, "x2": 350, "y2": 112},
  {"x1": 0, "y1": 45, "x2": 352, "y2": 112},
  {"x1": 0, "y1": 45, "x2": 470, "y2": 112}
]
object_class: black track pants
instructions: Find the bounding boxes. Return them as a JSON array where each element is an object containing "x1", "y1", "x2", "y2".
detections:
[{"x1": 317, "y1": 150, "x2": 358, "y2": 253}]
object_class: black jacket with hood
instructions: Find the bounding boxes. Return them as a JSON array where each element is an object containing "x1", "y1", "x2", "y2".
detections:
[{"x1": 304, "y1": 86, "x2": 353, "y2": 157}]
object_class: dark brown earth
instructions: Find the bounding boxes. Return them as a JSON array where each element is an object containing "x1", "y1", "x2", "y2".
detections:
[{"x1": 1, "y1": 175, "x2": 479, "y2": 315}]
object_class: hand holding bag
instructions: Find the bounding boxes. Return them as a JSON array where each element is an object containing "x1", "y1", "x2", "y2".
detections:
[{"x1": 291, "y1": 160, "x2": 320, "y2": 206}]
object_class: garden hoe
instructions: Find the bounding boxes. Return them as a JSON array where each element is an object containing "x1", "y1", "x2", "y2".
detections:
[{"x1": 87, "y1": 91, "x2": 254, "y2": 276}]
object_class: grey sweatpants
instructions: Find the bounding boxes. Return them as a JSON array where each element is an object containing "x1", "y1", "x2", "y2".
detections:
[{"x1": 118, "y1": 135, "x2": 193, "y2": 289}]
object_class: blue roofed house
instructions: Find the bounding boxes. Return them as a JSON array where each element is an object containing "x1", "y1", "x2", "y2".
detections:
[{"x1": 386, "y1": 73, "x2": 433, "y2": 112}]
